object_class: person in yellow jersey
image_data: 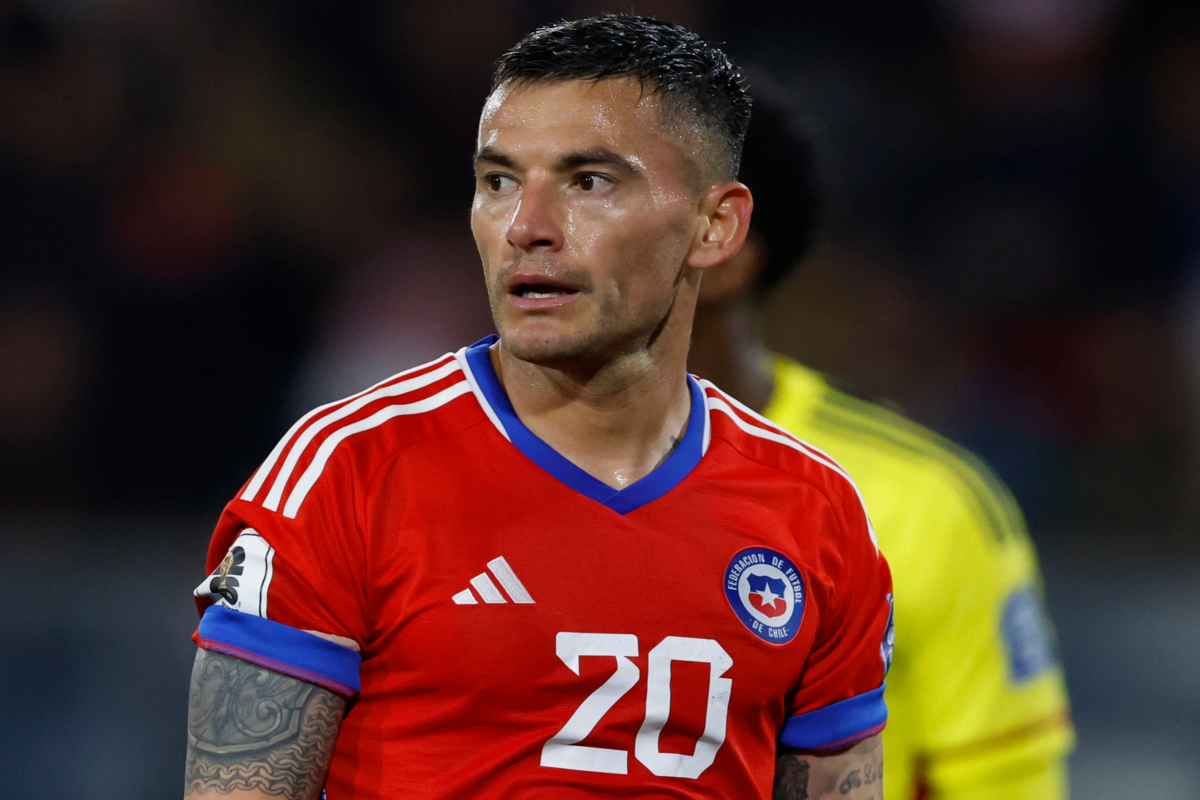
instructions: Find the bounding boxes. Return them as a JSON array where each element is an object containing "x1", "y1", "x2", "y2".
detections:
[{"x1": 689, "y1": 94, "x2": 1075, "y2": 800}]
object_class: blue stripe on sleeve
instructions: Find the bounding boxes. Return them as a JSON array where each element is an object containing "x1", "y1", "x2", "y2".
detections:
[
  {"x1": 198, "y1": 605, "x2": 362, "y2": 696},
  {"x1": 779, "y1": 684, "x2": 887, "y2": 752}
]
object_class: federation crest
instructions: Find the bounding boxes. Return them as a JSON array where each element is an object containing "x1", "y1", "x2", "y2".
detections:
[{"x1": 724, "y1": 548, "x2": 804, "y2": 644}]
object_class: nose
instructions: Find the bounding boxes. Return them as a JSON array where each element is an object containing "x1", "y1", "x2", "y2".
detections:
[{"x1": 506, "y1": 177, "x2": 563, "y2": 252}]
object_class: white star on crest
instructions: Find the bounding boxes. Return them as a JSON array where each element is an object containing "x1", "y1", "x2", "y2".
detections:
[{"x1": 754, "y1": 583, "x2": 782, "y2": 609}]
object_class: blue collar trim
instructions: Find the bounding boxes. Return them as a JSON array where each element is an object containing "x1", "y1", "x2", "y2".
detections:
[{"x1": 464, "y1": 335, "x2": 705, "y2": 515}]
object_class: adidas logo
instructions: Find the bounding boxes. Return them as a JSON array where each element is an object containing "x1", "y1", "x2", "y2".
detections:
[{"x1": 452, "y1": 556, "x2": 534, "y2": 605}]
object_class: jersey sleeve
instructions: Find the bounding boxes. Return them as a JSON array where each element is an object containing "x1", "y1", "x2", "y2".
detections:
[
  {"x1": 779, "y1": 480, "x2": 894, "y2": 753},
  {"x1": 190, "y1": 445, "x2": 370, "y2": 698},
  {"x1": 892, "y1": 463, "x2": 1073, "y2": 797}
]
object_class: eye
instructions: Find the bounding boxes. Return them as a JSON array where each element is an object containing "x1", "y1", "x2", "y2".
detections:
[
  {"x1": 486, "y1": 174, "x2": 517, "y2": 193},
  {"x1": 576, "y1": 173, "x2": 612, "y2": 192}
]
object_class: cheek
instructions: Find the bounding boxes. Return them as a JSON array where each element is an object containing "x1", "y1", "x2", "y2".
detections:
[
  {"x1": 566, "y1": 198, "x2": 693, "y2": 274},
  {"x1": 471, "y1": 205, "x2": 507, "y2": 269},
  {"x1": 617, "y1": 211, "x2": 694, "y2": 282},
  {"x1": 607, "y1": 227, "x2": 693, "y2": 311},
  {"x1": 471, "y1": 197, "x2": 499, "y2": 238}
]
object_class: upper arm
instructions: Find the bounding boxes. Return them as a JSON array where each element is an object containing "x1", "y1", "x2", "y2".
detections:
[
  {"x1": 192, "y1": 442, "x2": 370, "y2": 699},
  {"x1": 779, "y1": 478, "x2": 894, "y2": 754},
  {"x1": 185, "y1": 648, "x2": 345, "y2": 799},
  {"x1": 187, "y1": 446, "x2": 369, "y2": 796},
  {"x1": 187, "y1": 520, "x2": 364, "y2": 796},
  {"x1": 773, "y1": 734, "x2": 883, "y2": 800},
  {"x1": 197, "y1": 446, "x2": 372, "y2": 651}
]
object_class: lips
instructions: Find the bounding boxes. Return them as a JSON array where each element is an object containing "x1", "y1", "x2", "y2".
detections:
[{"x1": 506, "y1": 272, "x2": 581, "y2": 311}]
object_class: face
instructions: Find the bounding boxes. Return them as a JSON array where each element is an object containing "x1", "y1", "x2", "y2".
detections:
[{"x1": 471, "y1": 77, "x2": 707, "y2": 369}]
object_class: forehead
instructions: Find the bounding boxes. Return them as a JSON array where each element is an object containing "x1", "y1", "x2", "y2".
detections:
[{"x1": 478, "y1": 77, "x2": 688, "y2": 172}]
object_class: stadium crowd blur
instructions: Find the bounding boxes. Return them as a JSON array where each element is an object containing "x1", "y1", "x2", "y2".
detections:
[
  {"x1": 4, "y1": 0, "x2": 1200, "y2": 539},
  {"x1": 2, "y1": 0, "x2": 1200, "y2": 795}
]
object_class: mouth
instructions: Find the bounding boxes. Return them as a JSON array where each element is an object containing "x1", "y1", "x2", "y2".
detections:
[
  {"x1": 508, "y1": 275, "x2": 579, "y2": 297},
  {"x1": 506, "y1": 273, "x2": 582, "y2": 310}
]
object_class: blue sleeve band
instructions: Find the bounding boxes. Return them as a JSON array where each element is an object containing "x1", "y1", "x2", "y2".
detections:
[
  {"x1": 780, "y1": 683, "x2": 887, "y2": 752},
  {"x1": 197, "y1": 605, "x2": 362, "y2": 696}
]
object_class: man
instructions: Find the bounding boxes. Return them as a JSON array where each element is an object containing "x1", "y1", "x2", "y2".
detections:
[
  {"x1": 184, "y1": 16, "x2": 893, "y2": 800},
  {"x1": 689, "y1": 96, "x2": 1074, "y2": 799}
]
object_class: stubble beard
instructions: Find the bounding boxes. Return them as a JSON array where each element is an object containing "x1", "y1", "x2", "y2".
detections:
[
  {"x1": 490, "y1": 276, "x2": 679, "y2": 376},
  {"x1": 491, "y1": 292, "x2": 621, "y2": 371}
]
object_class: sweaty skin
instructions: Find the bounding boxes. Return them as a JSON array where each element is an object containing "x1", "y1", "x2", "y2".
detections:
[{"x1": 471, "y1": 77, "x2": 751, "y2": 490}]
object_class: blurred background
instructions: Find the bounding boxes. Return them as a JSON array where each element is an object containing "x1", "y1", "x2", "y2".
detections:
[{"x1": 1, "y1": 0, "x2": 1198, "y2": 796}]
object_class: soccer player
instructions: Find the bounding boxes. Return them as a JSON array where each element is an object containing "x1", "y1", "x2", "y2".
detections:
[
  {"x1": 688, "y1": 95, "x2": 1074, "y2": 800},
  {"x1": 184, "y1": 16, "x2": 894, "y2": 800}
]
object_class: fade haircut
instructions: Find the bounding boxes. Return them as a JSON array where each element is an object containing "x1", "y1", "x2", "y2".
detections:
[{"x1": 492, "y1": 14, "x2": 751, "y2": 184}]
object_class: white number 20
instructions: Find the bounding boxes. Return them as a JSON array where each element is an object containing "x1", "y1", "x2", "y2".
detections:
[{"x1": 539, "y1": 632, "x2": 734, "y2": 780}]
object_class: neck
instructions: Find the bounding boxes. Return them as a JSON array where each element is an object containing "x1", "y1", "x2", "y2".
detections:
[
  {"x1": 490, "y1": 328, "x2": 694, "y2": 490},
  {"x1": 688, "y1": 299, "x2": 775, "y2": 413}
]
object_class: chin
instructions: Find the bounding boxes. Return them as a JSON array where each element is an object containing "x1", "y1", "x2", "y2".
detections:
[
  {"x1": 499, "y1": 322, "x2": 611, "y2": 369},
  {"x1": 502, "y1": 330, "x2": 589, "y2": 366}
]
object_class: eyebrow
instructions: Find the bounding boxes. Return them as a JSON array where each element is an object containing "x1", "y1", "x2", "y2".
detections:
[
  {"x1": 474, "y1": 146, "x2": 639, "y2": 176},
  {"x1": 557, "y1": 148, "x2": 638, "y2": 175},
  {"x1": 474, "y1": 147, "x2": 515, "y2": 169}
]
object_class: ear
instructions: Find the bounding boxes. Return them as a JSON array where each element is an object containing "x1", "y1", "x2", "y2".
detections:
[{"x1": 686, "y1": 181, "x2": 754, "y2": 271}]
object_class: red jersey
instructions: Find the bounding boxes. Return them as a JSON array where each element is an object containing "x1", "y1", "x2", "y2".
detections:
[{"x1": 193, "y1": 335, "x2": 894, "y2": 799}]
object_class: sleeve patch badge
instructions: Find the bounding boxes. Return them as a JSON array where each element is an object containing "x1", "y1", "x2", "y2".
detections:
[
  {"x1": 194, "y1": 529, "x2": 275, "y2": 618},
  {"x1": 1001, "y1": 586, "x2": 1058, "y2": 682},
  {"x1": 880, "y1": 593, "x2": 895, "y2": 676}
]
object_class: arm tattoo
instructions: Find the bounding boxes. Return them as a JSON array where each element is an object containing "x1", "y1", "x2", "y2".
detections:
[
  {"x1": 838, "y1": 760, "x2": 882, "y2": 794},
  {"x1": 773, "y1": 754, "x2": 810, "y2": 799},
  {"x1": 184, "y1": 649, "x2": 345, "y2": 798},
  {"x1": 774, "y1": 736, "x2": 882, "y2": 799}
]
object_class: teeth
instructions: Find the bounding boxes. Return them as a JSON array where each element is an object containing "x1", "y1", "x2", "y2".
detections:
[{"x1": 526, "y1": 291, "x2": 564, "y2": 298}]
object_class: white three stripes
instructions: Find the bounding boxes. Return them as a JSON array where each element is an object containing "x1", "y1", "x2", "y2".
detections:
[
  {"x1": 268, "y1": 359, "x2": 462, "y2": 512},
  {"x1": 470, "y1": 573, "x2": 506, "y2": 604},
  {"x1": 241, "y1": 354, "x2": 457, "y2": 504},
  {"x1": 238, "y1": 353, "x2": 469, "y2": 519},
  {"x1": 282, "y1": 382, "x2": 472, "y2": 518},
  {"x1": 454, "y1": 557, "x2": 535, "y2": 605}
]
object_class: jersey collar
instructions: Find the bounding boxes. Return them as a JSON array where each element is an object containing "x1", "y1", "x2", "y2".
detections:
[{"x1": 459, "y1": 335, "x2": 707, "y2": 515}]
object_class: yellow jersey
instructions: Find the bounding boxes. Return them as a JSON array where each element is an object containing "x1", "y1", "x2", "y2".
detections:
[{"x1": 763, "y1": 356, "x2": 1074, "y2": 800}]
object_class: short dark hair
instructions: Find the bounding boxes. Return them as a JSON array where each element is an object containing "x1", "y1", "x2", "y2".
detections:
[
  {"x1": 492, "y1": 14, "x2": 751, "y2": 182},
  {"x1": 737, "y1": 92, "x2": 823, "y2": 297}
]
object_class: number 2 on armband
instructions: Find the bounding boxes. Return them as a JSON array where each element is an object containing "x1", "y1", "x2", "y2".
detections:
[{"x1": 540, "y1": 632, "x2": 733, "y2": 780}]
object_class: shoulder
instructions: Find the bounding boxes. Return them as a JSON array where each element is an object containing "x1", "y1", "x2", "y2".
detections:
[
  {"x1": 237, "y1": 349, "x2": 487, "y2": 520},
  {"x1": 766, "y1": 356, "x2": 1026, "y2": 548},
  {"x1": 700, "y1": 377, "x2": 879, "y2": 552}
]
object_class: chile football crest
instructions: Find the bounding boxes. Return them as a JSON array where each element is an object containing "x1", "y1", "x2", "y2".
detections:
[{"x1": 724, "y1": 548, "x2": 804, "y2": 644}]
